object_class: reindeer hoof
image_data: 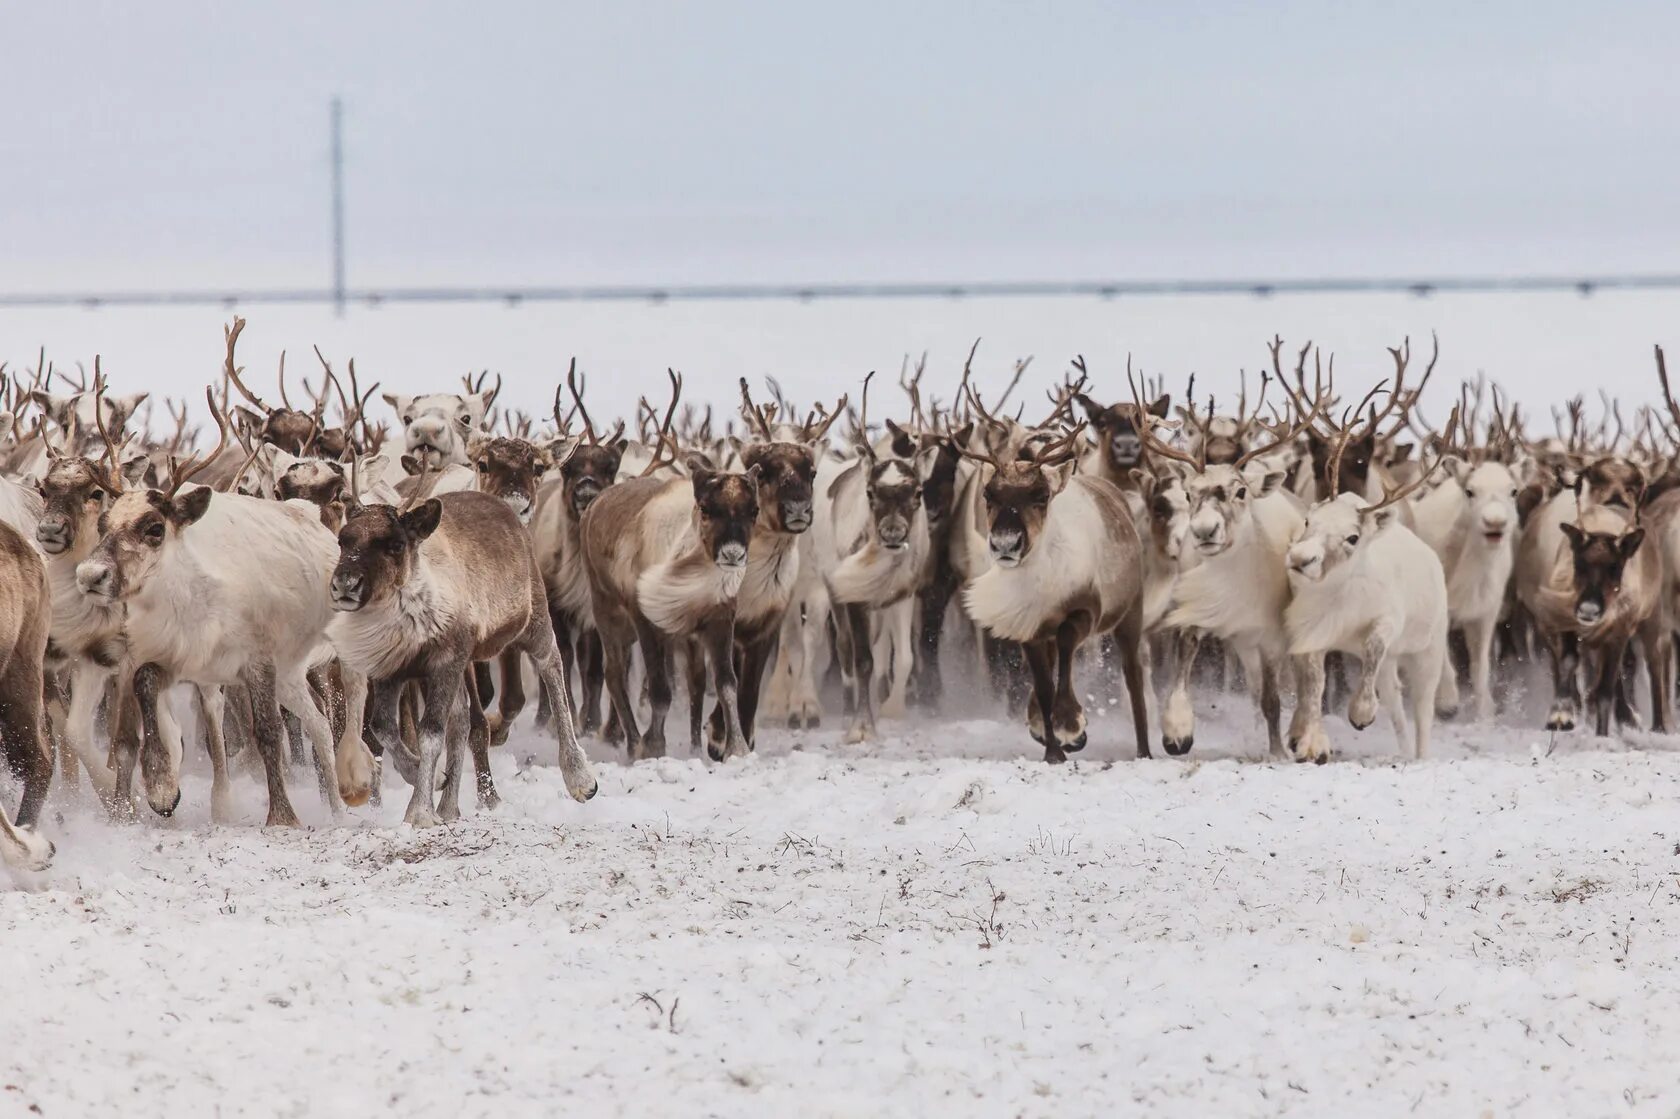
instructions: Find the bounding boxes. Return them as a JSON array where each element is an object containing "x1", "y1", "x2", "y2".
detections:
[
  {"x1": 1546, "y1": 711, "x2": 1576, "y2": 732},
  {"x1": 1061, "y1": 732, "x2": 1087, "y2": 753},
  {"x1": 1043, "y1": 745, "x2": 1068, "y2": 765},
  {"x1": 1135, "y1": 743, "x2": 1153, "y2": 760},
  {"x1": 266, "y1": 809, "x2": 303, "y2": 828},
  {"x1": 477, "y1": 787, "x2": 501, "y2": 812},
  {"x1": 150, "y1": 789, "x2": 182, "y2": 818},
  {"x1": 11, "y1": 827, "x2": 53, "y2": 872},
  {"x1": 1162, "y1": 735, "x2": 1193, "y2": 757},
  {"x1": 706, "y1": 740, "x2": 726, "y2": 762}
]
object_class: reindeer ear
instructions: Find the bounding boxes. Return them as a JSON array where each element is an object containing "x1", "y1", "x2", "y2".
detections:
[
  {"x1": 1043, "y1": 459, "x2": 1076, "y2": 495},
  {"x1": 1128, "y1": 468, "x2": 1156, "y2": 499},
  {"x1": 30, "y1": 391, "x2": 74, "y2": 429},
  {"x1": 1073, "y1": 394, "x2": 1103, "y2": 424},
  {"x1": 913, "y1": 442, "x2": 942, "y2": 481},
  {"x1": 382, "y1": 392, "x2": 409, "y2": 415},
  {"x1": 233, "y1": 405, "x2": 265, "y2": 437},
  {"x1": 400, "y1": 499, "x2": 443, "y2": 542},
  {"x1": 0, "y1": 415, "x2": 15, "y2": 443},
  {"x1": 1619, "y1": 528, "x2": 1646, "y2": 558},
  {"x1": 1149, "y1": 395, "x2": 1172, "y2": 420},
  {"x1": 744, "y1": 462, "x2": 764, "y2": 485},
  {"x1": 113, "y1": 392, "x2": 148, "y2": 425},
  {"x1": 1560, "y1": 521, "x2": 1586, "y2": 548},
  {"x1": 466, "y1": 431, "x2": 493, "y2": 461},
  {"x1": 172, "y1": 486, "x2": 214, "y2": 526},
  {"x1": 400, "y1": 454, "x2": 423, "y2": 476},
  {"x1": 684, "y1": 451, "x2": 716, "y2": 476},
  {"x1": 1364, "y1": 506, "x2": 1398, "y2": 532}
]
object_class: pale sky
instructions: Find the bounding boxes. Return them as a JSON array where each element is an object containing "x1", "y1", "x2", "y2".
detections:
[{"x1": 3, "y1": 1, "x2": 1678, "y2": 420}]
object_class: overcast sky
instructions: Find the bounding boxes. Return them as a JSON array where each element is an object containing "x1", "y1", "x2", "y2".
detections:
[{"x1": 3, "y1": 1, "x2": 1678, "y2": 418}]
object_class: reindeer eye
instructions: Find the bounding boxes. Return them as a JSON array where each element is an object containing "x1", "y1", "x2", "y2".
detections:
[
  {"x1": 457, "y1": 415, "x2": 472, "y2": 428},
  {"x1": 145, "y1": 521, "x2": 165, "y2": 541},
  {"x1": 1235, "y1": 487, "x2": 1247, "y2": 500},
  {"x1": 1345, "y1": 534, "x2": 1360, "y2": 547},
  {"x1": 385, "y1": 538, "x2": 406, "y2": 556},
  {"x1": 476, "y1": 461, "x2": 489, "y2": 472}
]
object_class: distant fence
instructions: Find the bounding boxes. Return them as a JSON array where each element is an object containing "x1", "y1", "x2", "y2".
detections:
[{"x1": 2, "y1": 274, "x2": 1679, "y2": 310}]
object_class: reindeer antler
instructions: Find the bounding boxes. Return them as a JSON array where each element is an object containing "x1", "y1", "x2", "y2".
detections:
[
  {"x1": 221, "y1": 317, "x2": 271, "y2": 415},
  {"x1": 165, "y1": 387, "x2": 232, "y2": 499}
]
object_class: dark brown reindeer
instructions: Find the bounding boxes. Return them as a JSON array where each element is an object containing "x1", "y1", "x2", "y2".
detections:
[{"x1": 328, "y1": 487, "x2": 599, "y2": 825}]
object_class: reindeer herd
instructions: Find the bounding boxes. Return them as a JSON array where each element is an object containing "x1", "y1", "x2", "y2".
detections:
[{"x1": 0, "y1": 320, "x2": 1674, "y2": 873}]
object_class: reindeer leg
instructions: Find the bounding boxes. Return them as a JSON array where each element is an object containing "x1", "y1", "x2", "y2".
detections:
[
  {"x1": 405, "y1": 665, "x2": 464, "y2": 828},
  {"x1": 913, "y1": 569, "x2": 956, "y2": 712},
  {"x1": 131, "y1": 663, "x2": 182, "y2": 819},
  {"x1": 329, "y1": 666, "x2": 375, "y2": 808},
  {"x1": 64, "y1": 663, "x2": 119, "y2": 810},
  {"x1": 1258, "y1": 655, "x2": 1283, "y2": 761},
  {"x1": 1162, "y1": 627, "x2": 1201, "y2": 756},
  {"x1": 242, "y1": 663, "x2": 301, "y2": 828},
  {"x1": 190, "y1": 685, "x2": 236, "y2": 824},
  {"x1": 842, "y1": 604, "x2": 876, "y2": 744},
  {"x1": 598, "y1": 616, "x2": 643, "y2": 758},
  {"x1": 0, "y1": 648, "x2": 52, "y2": 832},
  {"x1": 461, "y1": 665, "x2": 499, "y2": 810},
  {"x1": 524, "y1": 617, "x2": 598, "y2": 804},
  {"x1": 1463, "y1": 615, "x2": 1496, "y2": 722},
  {"x1": 1378, "y1": 659, "x2": 1408, "y2": 757},
  {"x1": 438, "y1": 680, "x2": 468, "y2": 823},
  {"x1": 489, "y1": 648, "x2": 526, "y2": 746},
  {"x1": 1547, "y1": 631, "x2": 1581, "y2": 732},
  {"x1": 1023, "y1": 639, "x2": 1063, "y2": 764},
  {"x1": 1645, "y1": 619, "x2": 1675, "y2": 735},
  {"x1": 737, "y1": 634, "x2": 774, "y2": 750},
  {"x1": 1349, "y1": 622, "x2": 1395, "y2": 731},
  {"x1": 702, "y1": 616, "x2": 749, "y2": 760},
  {"x1": 632, "y1": 619, "x2": 673, "y2": 759},
  {"x1": 1117, "y1": 610, "x2": 1152, "y2": 760},
  {"x1": 1288, "y1": 654, "x2": 1330, "y2": 763},
  {"x1": 1050, "y1": 618, "x2": 1088, "y2": 752},
  {"x1": 684, "y1": 640, "x2": 707, "y2": 752},
  {"x1": 278, "y1": 671, "x2": 345, "y2": 820}
]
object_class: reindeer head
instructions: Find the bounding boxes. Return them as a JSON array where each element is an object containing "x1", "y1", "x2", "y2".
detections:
[
  {"x1": 1575, "y1": 457, "x2": 1645, "y2": 513},
  {"x1": 30, "y1": 389, "x2": 148, "y2": 458},
  {"x1": 76, "y1": 487, "x2": 213, "y2": 601},
  {"x1": 1076, "y1": 392, "x2": 1169, "y2": 473},
  {"x1": 468, "y1": 434, "x2": 551, "y2": 525},
  {"x1": 1307, "y1": 424, "x2": 1377, "y2": 498},
  {"x1": 1196, "y1": 415, "x2": 1246, "y2": 466},
  {"x1": 689, "y1": 464, "x2": 761, "y2": 569},
  {"x1": 35, "y1": 445, "x2": 147, "y2": 557},
  {"x1": 76, "y1": 387, "x2": 229, "y2": 602},
  {"x1": 329, "y1": 500, "x2": 442, "y2": 612},
  {"x1": 1447, "y1": 459, "x2": 1521, "y2": 546},
  {"x1": 559, "y1": 439, "x2": 625, "y2": 517},
  {"x1": 1560, "y1": 521, "x2": 1645, "y2": 627},
  {"x1": 1130, "y1": 468, "x2": 1193, "y2": 565},
  {"x1": 968, "y1": 426, "x2": 1084, "y2": 567},
  {"x1": 382, "y1": 391, "x2": 493, "y2": 469},
  {"x1": 1285, "y1": 491, "x2": 1394, "y2": 584},
  {"x1": 739, "y1": 443, "x2": 816, "y2": 533},
  {"x1": 268, "y1": 449, "x2": 351, "y2": 531}
]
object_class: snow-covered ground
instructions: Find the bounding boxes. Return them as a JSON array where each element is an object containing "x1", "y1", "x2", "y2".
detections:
[{"x1": 5, "y1": 696, "x2": 1680, "y2": 1117}]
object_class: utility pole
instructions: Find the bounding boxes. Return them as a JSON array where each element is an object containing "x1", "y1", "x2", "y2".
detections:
[{"x1": 330, "y1": 96, "x2": 346, "y2": 316}]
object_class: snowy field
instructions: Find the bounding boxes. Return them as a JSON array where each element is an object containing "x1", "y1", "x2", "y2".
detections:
[{"x1": 5, "y1": 693, "x2": 1680, "y2": 1117}]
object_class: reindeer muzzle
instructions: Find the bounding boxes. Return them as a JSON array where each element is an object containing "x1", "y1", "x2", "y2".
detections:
[
  {"x1": 331, "y1": 570, "x2": 369, "y2": 612},
  {"x1": 781, "y1": 500, "x2": 813, "y2": 533},
  {"x1": 36, "y1": 518, "x2": 71, "y2": 555}
]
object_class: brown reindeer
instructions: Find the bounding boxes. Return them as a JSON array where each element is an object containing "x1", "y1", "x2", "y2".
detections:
[
  {"x1": 582, "y1": 460, "x2": 764, "y2": 761},
  {"x1": 961, "y1": 426, "x2": 1152, "y2": 762},
  {"x1": 328, "y1": 489, "x2": 598, "y2": 825},
  {"x1": 0, "y1": 516, "x2": 55, "y2": 869}
]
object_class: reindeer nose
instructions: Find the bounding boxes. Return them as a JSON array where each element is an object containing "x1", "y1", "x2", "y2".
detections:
[
  {"x1": 36, "y1": 517, "x2": 70, "y2": 553},
  {"x1": 717, "y1": 542, "x2": 748, "y2": 568},
  {"x1": 76, "y1": 563, "x2": 113, "y2": 597},
  {"x1": 1575, "y1": 600, "x2": 1604, "y2": 625},
  {"x1": 782, "y1": 500, "x2": 813, "y2": 530},
  {"x1": 331, "y1": 571, "x2": 366, "y2": 609}
]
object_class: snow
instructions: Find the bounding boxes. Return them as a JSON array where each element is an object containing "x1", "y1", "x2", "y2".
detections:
[{"x1": 5, "y1": 697, "x2": 1680, "y2": 1117}]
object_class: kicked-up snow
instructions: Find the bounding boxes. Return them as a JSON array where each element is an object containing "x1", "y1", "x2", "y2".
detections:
[{"x1": 4, "y1": 702, "x2": 1680, "y2": 1117}]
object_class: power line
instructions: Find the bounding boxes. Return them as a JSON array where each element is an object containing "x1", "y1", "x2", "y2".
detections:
[{"x1": 0, "y1": 273, "x2": 1675, "y2": 310}]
